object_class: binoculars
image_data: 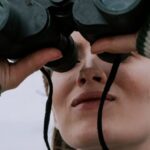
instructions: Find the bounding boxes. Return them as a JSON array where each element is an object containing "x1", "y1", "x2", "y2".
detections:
[{"x1": 0, "y1": 0, "x2": 149, "y2": 72}]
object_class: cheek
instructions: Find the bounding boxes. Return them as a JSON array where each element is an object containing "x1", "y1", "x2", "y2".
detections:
[
  {"x1": 51, "y1": 74, "x2": 72, "y2": 133},
  {"x1": 115, "y1": 62, "x2": 150, "y2": 98},
  {"x1": 51, "y1": 71, "x2": 77, "y2": 121},
  {"x1": 102, "y1": 60, "x2": 150, "y2": 147},
  {"x1": 52, "y1": 72, "x2": 75, "y2": 101}
]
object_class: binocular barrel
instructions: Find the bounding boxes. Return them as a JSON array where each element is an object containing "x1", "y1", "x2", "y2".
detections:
[{"x1": 0, "y1": 0, "x2": 149, "y2": 71}]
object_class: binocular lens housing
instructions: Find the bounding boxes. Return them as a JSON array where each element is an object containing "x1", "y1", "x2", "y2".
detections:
[
  {"x1": 0, "y1": 0, "x2": 9, "y2": 30},
  {"x1": 73, "y1": 0, "x2": 149, "y2": 62},
  {"x1": 0, "y1": 0, "x2": 149, "y2": 71},
  {"x1": 100, "y1": 0, "x2": 138, "y2": 12}
]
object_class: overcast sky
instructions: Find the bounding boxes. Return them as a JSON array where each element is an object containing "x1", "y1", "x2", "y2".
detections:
[{"x1": 0, "y1": 71, "x2": 53, "y2": 150}]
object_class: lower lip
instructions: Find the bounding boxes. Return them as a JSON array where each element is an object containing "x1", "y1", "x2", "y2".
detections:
[{"x1": 73, "y1": 99, "x2": 110, "y2": 110}]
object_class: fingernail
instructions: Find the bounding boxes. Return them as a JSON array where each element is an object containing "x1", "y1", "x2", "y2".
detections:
[
  {"x1": 91, "y1": 46, "x2": 103, "y2": 54},
  {"x1": 49, "y1": 49, "x2": 63, "y2": 61}
]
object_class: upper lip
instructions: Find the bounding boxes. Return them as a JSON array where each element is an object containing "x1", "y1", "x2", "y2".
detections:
[{"x1": 71, "y1": 91, "x2": 116, "y2": 107}]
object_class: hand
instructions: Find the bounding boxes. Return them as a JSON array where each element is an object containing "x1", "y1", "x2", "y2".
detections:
[
  {"x1": 0, "y1": 48, "x2": 62, "y2": 93},
  {"x1": 91, "y1": 33, "x2": 137, "y2": 54}
]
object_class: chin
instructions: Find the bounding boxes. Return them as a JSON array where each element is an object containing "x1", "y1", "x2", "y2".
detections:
[
  {"x1": 68, "y1": 137, "x2": 101, "y2": 150},
  {"x1": 62, "y1": 124, "x2": 101, "y2": 150}
]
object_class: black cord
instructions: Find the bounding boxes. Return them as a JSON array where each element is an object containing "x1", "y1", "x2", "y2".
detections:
[
  {"x1": 97, "y1": 56, "x2": 122, "y2": 150},
  {"x1": 41, "y1": 67, "x2": 53, "y2": 150}
]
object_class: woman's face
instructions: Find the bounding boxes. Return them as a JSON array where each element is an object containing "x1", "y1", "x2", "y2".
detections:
[{"x1": 51, "y1": 32, "x2": 150, "y2": 150}]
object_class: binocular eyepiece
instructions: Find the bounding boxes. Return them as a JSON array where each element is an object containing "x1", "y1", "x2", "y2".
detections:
[{"x1": 0, "y1": 0, "x2": 149, "y2": 72}]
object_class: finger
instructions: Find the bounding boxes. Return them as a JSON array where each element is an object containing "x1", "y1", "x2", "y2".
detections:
[
  {"x1": 9, "y1": 48, "x2": 62, "y2": 88},
  {"x1": 0, "y1": 59, "x2": 10, "y2": 91},
  {"x1": 91, "y1": 33, "x2": 137, "y2": 54}
]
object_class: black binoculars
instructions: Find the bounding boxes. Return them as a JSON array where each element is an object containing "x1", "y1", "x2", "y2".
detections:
[{"x1": 0, "y1": 0, "x2": 149, "y2": 72}]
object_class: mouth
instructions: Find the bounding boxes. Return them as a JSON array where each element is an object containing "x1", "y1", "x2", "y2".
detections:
[{"x1": 71, "y1": 91, "x2": 116, "y2": 107}]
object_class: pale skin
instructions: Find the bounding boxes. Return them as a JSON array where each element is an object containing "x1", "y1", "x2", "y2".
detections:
[
  {"x1": 52, "y1": 32, "x2": 150, "y2": 150},
  {"x1": 0, "y1": 48, "x2": 62, "y2": 92}
]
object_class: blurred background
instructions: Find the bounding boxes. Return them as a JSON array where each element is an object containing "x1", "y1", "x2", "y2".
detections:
[{"x1": 0, "y1": 71, "x2": 53, "y2": 150}]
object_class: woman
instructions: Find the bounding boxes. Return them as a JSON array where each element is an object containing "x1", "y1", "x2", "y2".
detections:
[
  {"x1": 44, "y1": 28, "x2": 150, "y2": 150},
  {"x1": 2, "y1": 17, "x2": 150, "y2": 150}
]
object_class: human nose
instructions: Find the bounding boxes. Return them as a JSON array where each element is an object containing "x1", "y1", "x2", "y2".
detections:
[{"x1": 76, "y1": 63, "x2": 107, "y2": 87}]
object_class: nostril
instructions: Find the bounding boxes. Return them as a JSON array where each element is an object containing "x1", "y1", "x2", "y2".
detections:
[
  {"x1": 93, "y1": 76, "x2": 101, "y2": 82},
  {"x1": 80, "y1": 78, "x2": 86, "y2": 84}
]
